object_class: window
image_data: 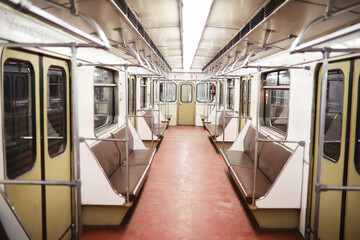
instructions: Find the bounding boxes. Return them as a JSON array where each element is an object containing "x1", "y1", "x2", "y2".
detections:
[
  {"x1": 160, "y1": 82, "x2": 177, "y2": 102},
  {"x1": 356, "y1": 75, "x2": 360, "y2": 173},
  {"x1": 180, "y1": 84, "x2": 193, "y2": 103},
  {"x1": 219, "y1": 82, "x2": 224, "y2": 105},
  {"x1": 196, "y1": 83, "x2": 214, "y2": 103},
  {"x1": 241, "y1": 80, "x2": 247, "y2": 116},
  {"x1": 247, "y1": 80, "x2": 251, "y2": 116},
  {"x1": 94, "y1": 67, "x2": 116, "y2": 131},
  {"x1": 140, "y1": 78, "x2": 147, "y2": 108},
  {"x1": 262, "y1": 70, "x2": 290, "y2": 135},
  {"x1": 47, "y1": 66, "x2": 67, "y2": 157},
  {"x1": 4, "y1": 59, "x2": 36, "y2": 178},
  {"x1": 323, "y1": 70, "x2": 344, "y2": 162},
  {"x1": 227, "y1": 79, "x2": 235, "y2": 110}
]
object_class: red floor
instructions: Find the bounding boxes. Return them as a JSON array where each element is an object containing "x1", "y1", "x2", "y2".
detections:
[{"x1": 83, "y1": 126, "x2": 302, "y2": 240}]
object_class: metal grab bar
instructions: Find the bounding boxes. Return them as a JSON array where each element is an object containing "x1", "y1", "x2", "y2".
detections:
[
  {"x1": 0, "y1": 179, "x2": 78, "y2": 186},
  {"x1": 257, "y1": 138, "x2": 306, "y2": 147},
  {"x1": 129, "y1": 114, "x2": 152, "y2": 118},
  {"x1": 79, "y1": 137, "x2": 128, "y2": 142},
  {"x1": 290, "y1": 2, "x2": 360, "y2": 53},
  {"x1": 3, "y1": 0, "x2": 110, "y2": 49}
]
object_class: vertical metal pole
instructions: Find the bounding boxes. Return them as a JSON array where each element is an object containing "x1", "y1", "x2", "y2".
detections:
[
  {"x1": 252, "y1": 66, "x2": 261, "y2": 206},
  {"x1": 215, "y1": 81, "x2": 219, "y2": 137},
  {"x1": 164, "y1": 80, "x2": 167, "y2": 121},
  {"x1": 151, "y1": 76, "x2": 154, "y2": 149},
  {"x1": 157, "y1": 79, "x2": 160, "y2": 130},
  {"x1": 223, "y1": 79, "x2": 226, "y2": 150},
  {"x1": 71, "y1": 44, "x2": 82, "y2": 239},
  {"x1": 313, "y1": 50, "x2": 330, "y2": 240},
  {"x1": 124, "y1": 65, "x2": 130, "y2": 203}
]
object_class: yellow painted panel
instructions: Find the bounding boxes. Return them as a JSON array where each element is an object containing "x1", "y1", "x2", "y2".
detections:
[
  {"x1": 43, "y1": 57, "x2": 72, "y2": 239},
  {"x1": 82, "y1": 205, "x2": 129, "y2": 226},
  {"x1": 3, "y1": 49, "x2": 43, "y2": 239},
  {"x1": 344, "y1": 58, "x2": 360, "y2": 240},
  {"x1": 311, "y1": 61, "x2": 351, "y2": 240},
  {"x1": 178, "y1": 82, "x2": 195, "y2": 125}
]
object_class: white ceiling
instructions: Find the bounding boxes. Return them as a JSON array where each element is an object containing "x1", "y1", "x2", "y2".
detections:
[{"x1": 32, "y1": 0, "x2": 360, "y2": 73}]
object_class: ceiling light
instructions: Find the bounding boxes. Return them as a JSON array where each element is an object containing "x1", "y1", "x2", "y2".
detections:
[{"x1": 182, "y1": 0, "x2": 213, "y2": 71}]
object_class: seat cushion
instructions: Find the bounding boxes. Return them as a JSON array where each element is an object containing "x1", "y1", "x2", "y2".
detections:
[
  {"x1": 128, "y1": 149, "x2": 154, "y2": 166},
  {"x1": 244, "y1": 125, "x2": 267, "y2": 162},
  {"x1": 206, "y1": 124, "x2": 224, "y2": 137},
  {"x1": 90, "y1": 136, "x2": 120, "y2": 178},
  {"x1": 222, "y1": 150, "x2": 253, "y2": 168},
  {"x1": 109, "y1": 165, "x2": 149, "y2": 201},
  {"x1": 258, "y1": 141, "x2": 293, "y2": 183},
  {"x1": 230, "y1": 166, "x2": 272, "y2": 203}
]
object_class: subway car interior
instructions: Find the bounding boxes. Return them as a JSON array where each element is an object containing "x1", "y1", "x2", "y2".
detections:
[{"x1": 0, "y1": 0, "x2": 360, "y2": 239}]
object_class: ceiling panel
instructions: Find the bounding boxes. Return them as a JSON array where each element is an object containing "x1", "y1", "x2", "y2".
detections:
[
  {"x1": 127, "y1": 0, "x2": 179, "y2": 28},
  {"x1": 207, "y1": 0, "x2": 268, "y2": 28}
]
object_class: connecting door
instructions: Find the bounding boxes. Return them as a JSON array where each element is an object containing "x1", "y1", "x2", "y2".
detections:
[
  {"x1": 178, "y1": 82, "x2": 195, "y2": 125},
  {"x1": 2, "y1": 49, "x2": 72, "y2": 239},
  {"x1": 310, "y1": 59, "x2": 360, "y2": 239}
]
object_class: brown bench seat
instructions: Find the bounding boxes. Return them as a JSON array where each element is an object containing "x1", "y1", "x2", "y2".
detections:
[
  {"x1": 204, "y1": 110, "x2": 231, "y2": 138},
  {"x1": 90, "y1": 126, "x2": 155, "y2": 202},
  {"x1": 142, "y1": 109, "x2": 167, "y2": 136},
  {"x1": 221, "y1": 125, "x2": 293, "y2": 204}
]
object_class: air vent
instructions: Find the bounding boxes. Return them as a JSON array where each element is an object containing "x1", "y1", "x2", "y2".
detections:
[
  {"x1": 202, "y1": 0, "x2": 286, "y2": 71},
  {"x1": 138, "y1": 24, "x2": 145, "y2": 37},
  {"x1": 115, "y1": 0, "x2": 128, "y2": 14},
  {"x1": 113, "y1": 0, "x2": 171, "y2": 71},
  {"x1": 240, "y1": 23, "x2": 250, "y2": 38},
  {"x1": 127, "y1": 10, "x2": 138, "y2": 28},
  {"x1": 251, "y1": 9, "x2": 264, "y2": 29},
  {"x1": 265, "y1": 0, "x2": 285, "y2": 17}
]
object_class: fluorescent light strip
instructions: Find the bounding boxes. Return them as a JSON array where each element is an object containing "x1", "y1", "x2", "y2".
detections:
[{"x1": 182, "y1": 0, "x2": 213, "y2": 71}]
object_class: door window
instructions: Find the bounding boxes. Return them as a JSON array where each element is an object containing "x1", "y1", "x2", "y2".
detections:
[
  {"x1": 3, "y1": 59, "x2": 36, "y2": 178},
  {"x1": 180, "y1": 84, "x2": 193, "y2": 103},
  {"x1": 323, "y1": 70, "x2": 344, "y2": 162},
  {"x1": 47, "y1": 66, "x2": 67, "y2": 158}
]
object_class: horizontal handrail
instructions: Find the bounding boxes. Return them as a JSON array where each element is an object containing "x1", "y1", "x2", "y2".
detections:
[
  {"x1": 79, "y1": 137, "x2": 127, "y2": 142},
  {"x1": 129, "y1": 114, "x2": 152, "y2": 118},
  {"x1": 290, "y1": 2, "x2": 360, "y2": 53},
  {"x1": 321, "y1": 185, "x2": 360, "y2": 191},
  {"x1": 257, "y1": 138, "x2": 306, "y2": 147},
  {"x1": 0, "y1": 179, "x2": 78, "y2": 186},
  {"x1": 3, "y1": 0, "x2": 110, "y2": 49}
]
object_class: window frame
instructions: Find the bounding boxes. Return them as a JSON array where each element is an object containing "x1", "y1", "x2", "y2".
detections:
[
  {"x1": 323, "y1": 69, "x2": 345, "y2": 163},
  {"x1": 93, "y1": 67, "x2": 117, "y2": 133},
  {"x1": 159, "y1": 82, "x2": 177, "y2": 102},
  {"x1": 261, "y1": 70, "x2": 290, "y2": 136},
  {"x1": 180, "y1": 84, "x2": 193, "y2": 103},
  {"x1": 3, "y1": 58, "x2": 37, "y2": 179},
  {"x1": 47, "y1": 65, "x2": 67, "y2": 158},
  {"x1": 196, "y1": 82, "x2": 214, "y2": 103},
  {"x1": 227, "y1": 79, "x2": 235, "y2": 110}
]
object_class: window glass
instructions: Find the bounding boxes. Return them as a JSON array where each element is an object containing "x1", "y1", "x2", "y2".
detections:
[
  {"x1": 128, "y1": 76, "x2": 136, "y2": 115},
  {"x1": 160, "y1": 82, "x2": 176, "y2": 102},
  {"x1": 219, "y1": 82, "x2": 223, "y2": 105},
  {"x1": 247, "y1": 80, "x2": 251, "y2": 116},
  {"x1": 4, "y1": 59, "x2": 35, "y2": 178},
  {"x1": 356, "y1": 75, "x2": 360, "y2": 173},
  {"x1": 241, "y1": 80, "x2": 247, "y2": 116},
  {"x1": 323, "y1": 70, "x2": 344, "y2": 162},
  {"x1": 196, "y1": 83, "x2": 214, "y2": 103},
  {"x1": 94, "y1": 68, "x2": 115, "y2": 131},
  {"x1": 140, "y1": 78, "x2": 147, "y2": 108},
  {"x1": 47, "y1": 66, "x2": 67, "y2": 157},
  {"x1": 262, "y1": 70, "x2": 290, "y2": 135},
  {"x1": 227, "y1": 79, "x2": 235, "y2": 110},
  {"x1": 180, "y1": 84, "x2": 192, "y2": 103}
]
